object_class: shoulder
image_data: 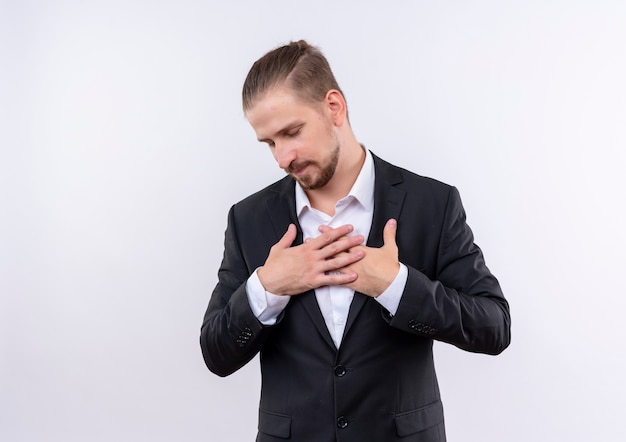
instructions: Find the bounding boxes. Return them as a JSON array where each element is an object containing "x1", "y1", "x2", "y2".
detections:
[
  {"x1": 231, "y1": 175, "x2": 294, "y2": 212},
  {"x1": 371, "y1": 152, "x2": 456, "y2": 199}
]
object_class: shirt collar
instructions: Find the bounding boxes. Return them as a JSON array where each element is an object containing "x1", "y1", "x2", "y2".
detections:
[{"x1": 295, "y1": 146, "x2": 375, "y2": 216}]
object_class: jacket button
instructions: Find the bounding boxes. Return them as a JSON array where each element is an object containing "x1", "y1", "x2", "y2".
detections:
[
  {"x1": 334, "y1": 365, "x2": 346, "y2": 377},
  {"x1": 336, "y1": 416, "x2": 349, "y2": 429}
]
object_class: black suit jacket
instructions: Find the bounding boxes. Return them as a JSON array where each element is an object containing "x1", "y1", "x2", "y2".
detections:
[{"x1": 201, "y1": 153, "x2": 510, "y2": 442}]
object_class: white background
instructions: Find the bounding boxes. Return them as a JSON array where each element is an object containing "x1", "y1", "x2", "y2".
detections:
[{"x1": 2, "y1": 1, "x2": 625, "y2": 441}]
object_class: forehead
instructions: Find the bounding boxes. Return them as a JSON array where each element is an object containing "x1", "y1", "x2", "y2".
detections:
[{"x1": 245, "y1": 86, "x2": 320, "y2": 135}]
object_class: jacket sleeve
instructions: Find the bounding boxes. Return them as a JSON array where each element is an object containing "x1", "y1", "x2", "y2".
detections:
[
  {"x1": 199, "y1": 206, "x2": 275, "y2": 377},
  {"x1": 390, "y1": 186, "x2": 511, "y2": 355}
]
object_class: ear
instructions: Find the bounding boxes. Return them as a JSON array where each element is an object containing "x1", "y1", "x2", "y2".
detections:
[{"x1": 324, "y1": 89, "x2": 347, "y2": 126}]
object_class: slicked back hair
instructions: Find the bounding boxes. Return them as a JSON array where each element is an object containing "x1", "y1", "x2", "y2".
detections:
[{"x1": 242, "y1": 40, "x2": 346, "y2": 113}]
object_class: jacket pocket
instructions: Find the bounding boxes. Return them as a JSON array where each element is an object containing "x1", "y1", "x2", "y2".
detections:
[
  {"x1": 258, "y1": 409, "x2": 291, "y2": 438},
  {"x1": 394, "y1": 400, "x2": 444, "y2": 437}
]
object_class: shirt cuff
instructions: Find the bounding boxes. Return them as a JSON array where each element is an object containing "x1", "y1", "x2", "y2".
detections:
[
  {"x1": 246, "y1": 268, "x2": 290, "y2": 325},
  {"x1": 374, "y1": 263, "x2": 408, "y2": 316}
]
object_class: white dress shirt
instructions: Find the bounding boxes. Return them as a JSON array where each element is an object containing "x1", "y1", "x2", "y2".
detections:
[{"x1": 246, "y1": 148, "x2": 407, "y2": 348}]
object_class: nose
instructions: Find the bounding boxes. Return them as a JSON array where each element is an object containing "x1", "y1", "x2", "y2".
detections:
[{"x1": 274, "y1": 142, "x2": 297, "y2": 169}]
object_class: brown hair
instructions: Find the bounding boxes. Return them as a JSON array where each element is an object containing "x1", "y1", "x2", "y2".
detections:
[{"x1": 242, "y1": 40, "x2": 346, "y2": 112}]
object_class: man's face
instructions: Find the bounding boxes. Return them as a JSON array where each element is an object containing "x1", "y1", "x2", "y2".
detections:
[{"x1": 246, "y1": 86, "x2": 340, "y2": 190}]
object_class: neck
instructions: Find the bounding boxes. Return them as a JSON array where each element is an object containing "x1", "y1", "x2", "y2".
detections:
[{"x1": 305, "y1": 136, "x2": 365, "y2": 216}]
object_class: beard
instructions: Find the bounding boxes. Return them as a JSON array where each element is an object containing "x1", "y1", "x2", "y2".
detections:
[{"x1": 286, "y1": 142, "x2": 340, "y2": 190}]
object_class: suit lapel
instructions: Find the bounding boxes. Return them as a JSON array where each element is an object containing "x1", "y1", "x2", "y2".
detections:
[
  {"x1": 265, "y1": 177, "x2": 337, "y2": 350},
  {"x1": 265, "y1": 177, "x2": 301, "y2": 243},
  {"x1": 343, "y1": 153, "x2": 406, "y2": 341}
]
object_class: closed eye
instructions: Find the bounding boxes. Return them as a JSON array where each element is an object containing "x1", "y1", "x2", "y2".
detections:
[
  {"x1": 258, "y1": 123, "x2": 303, "y2": 147},
  {"x1": 285, "y1": 127, "x2": 301, "y2": 137}
]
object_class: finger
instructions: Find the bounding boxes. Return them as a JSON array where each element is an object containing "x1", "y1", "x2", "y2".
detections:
[
  {"x1": 310, "y1": 224, "x2": 355, "y2": 249},
  {"x1": 322, "y1": 247, "x2": 364, "y2": 272},
  {"x1": 317, "y1": 225, "x2": 350, "y2": 247},
  {"x1": 275, "y1": 224, "x2": 297, "y2": 249},
  {"x1": 317, "y1": 224, "x2": 352, "y2": 235},
  {"x1": 316, "y1": 270, "x2": 359, "y2": 286},
  {"x1": 383, "y1": 219, "x2": 398, "y2": 248},
  {"x1": 319, "y1": 234, "x2": 365, "y2": 259}
]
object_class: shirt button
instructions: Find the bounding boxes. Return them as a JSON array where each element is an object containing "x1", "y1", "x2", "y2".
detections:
[
  {"x1": 337, "y1": 416, "x2": 349, "y2": 429},
  {"x1": 334, "y1": 365, "x2": 346, "y2": 377},
  {"x1": 336, "y1": 317, "x2": 345, "y2": 325}
]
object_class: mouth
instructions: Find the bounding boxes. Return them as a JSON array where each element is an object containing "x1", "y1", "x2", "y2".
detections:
[
  {"x1": 292, "y1": 164, "x2": 309, "y2": 176},
  {"x1": 287, "y1": 161, "x2": 312, "y2": 176}
]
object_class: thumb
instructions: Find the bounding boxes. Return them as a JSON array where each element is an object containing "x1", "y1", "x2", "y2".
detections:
[
  {"x1": 276, "y1": 223, "x2": 297, "y2": 249},
  {"x1": 383, "y1": 219, "x2": 398, "y2": 248}
]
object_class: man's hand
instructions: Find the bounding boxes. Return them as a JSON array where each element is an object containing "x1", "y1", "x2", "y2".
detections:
[
  {"x1": 322, "y1": 219, "x2": 400, "y2": 298},
  {"x1": 257, "y1": 224, "x2": 366, "y2": 296}
]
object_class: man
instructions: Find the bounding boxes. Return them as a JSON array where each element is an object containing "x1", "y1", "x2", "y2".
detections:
[{"x1": 200, "y1": 40, "x2": 510, "y2": 442}]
